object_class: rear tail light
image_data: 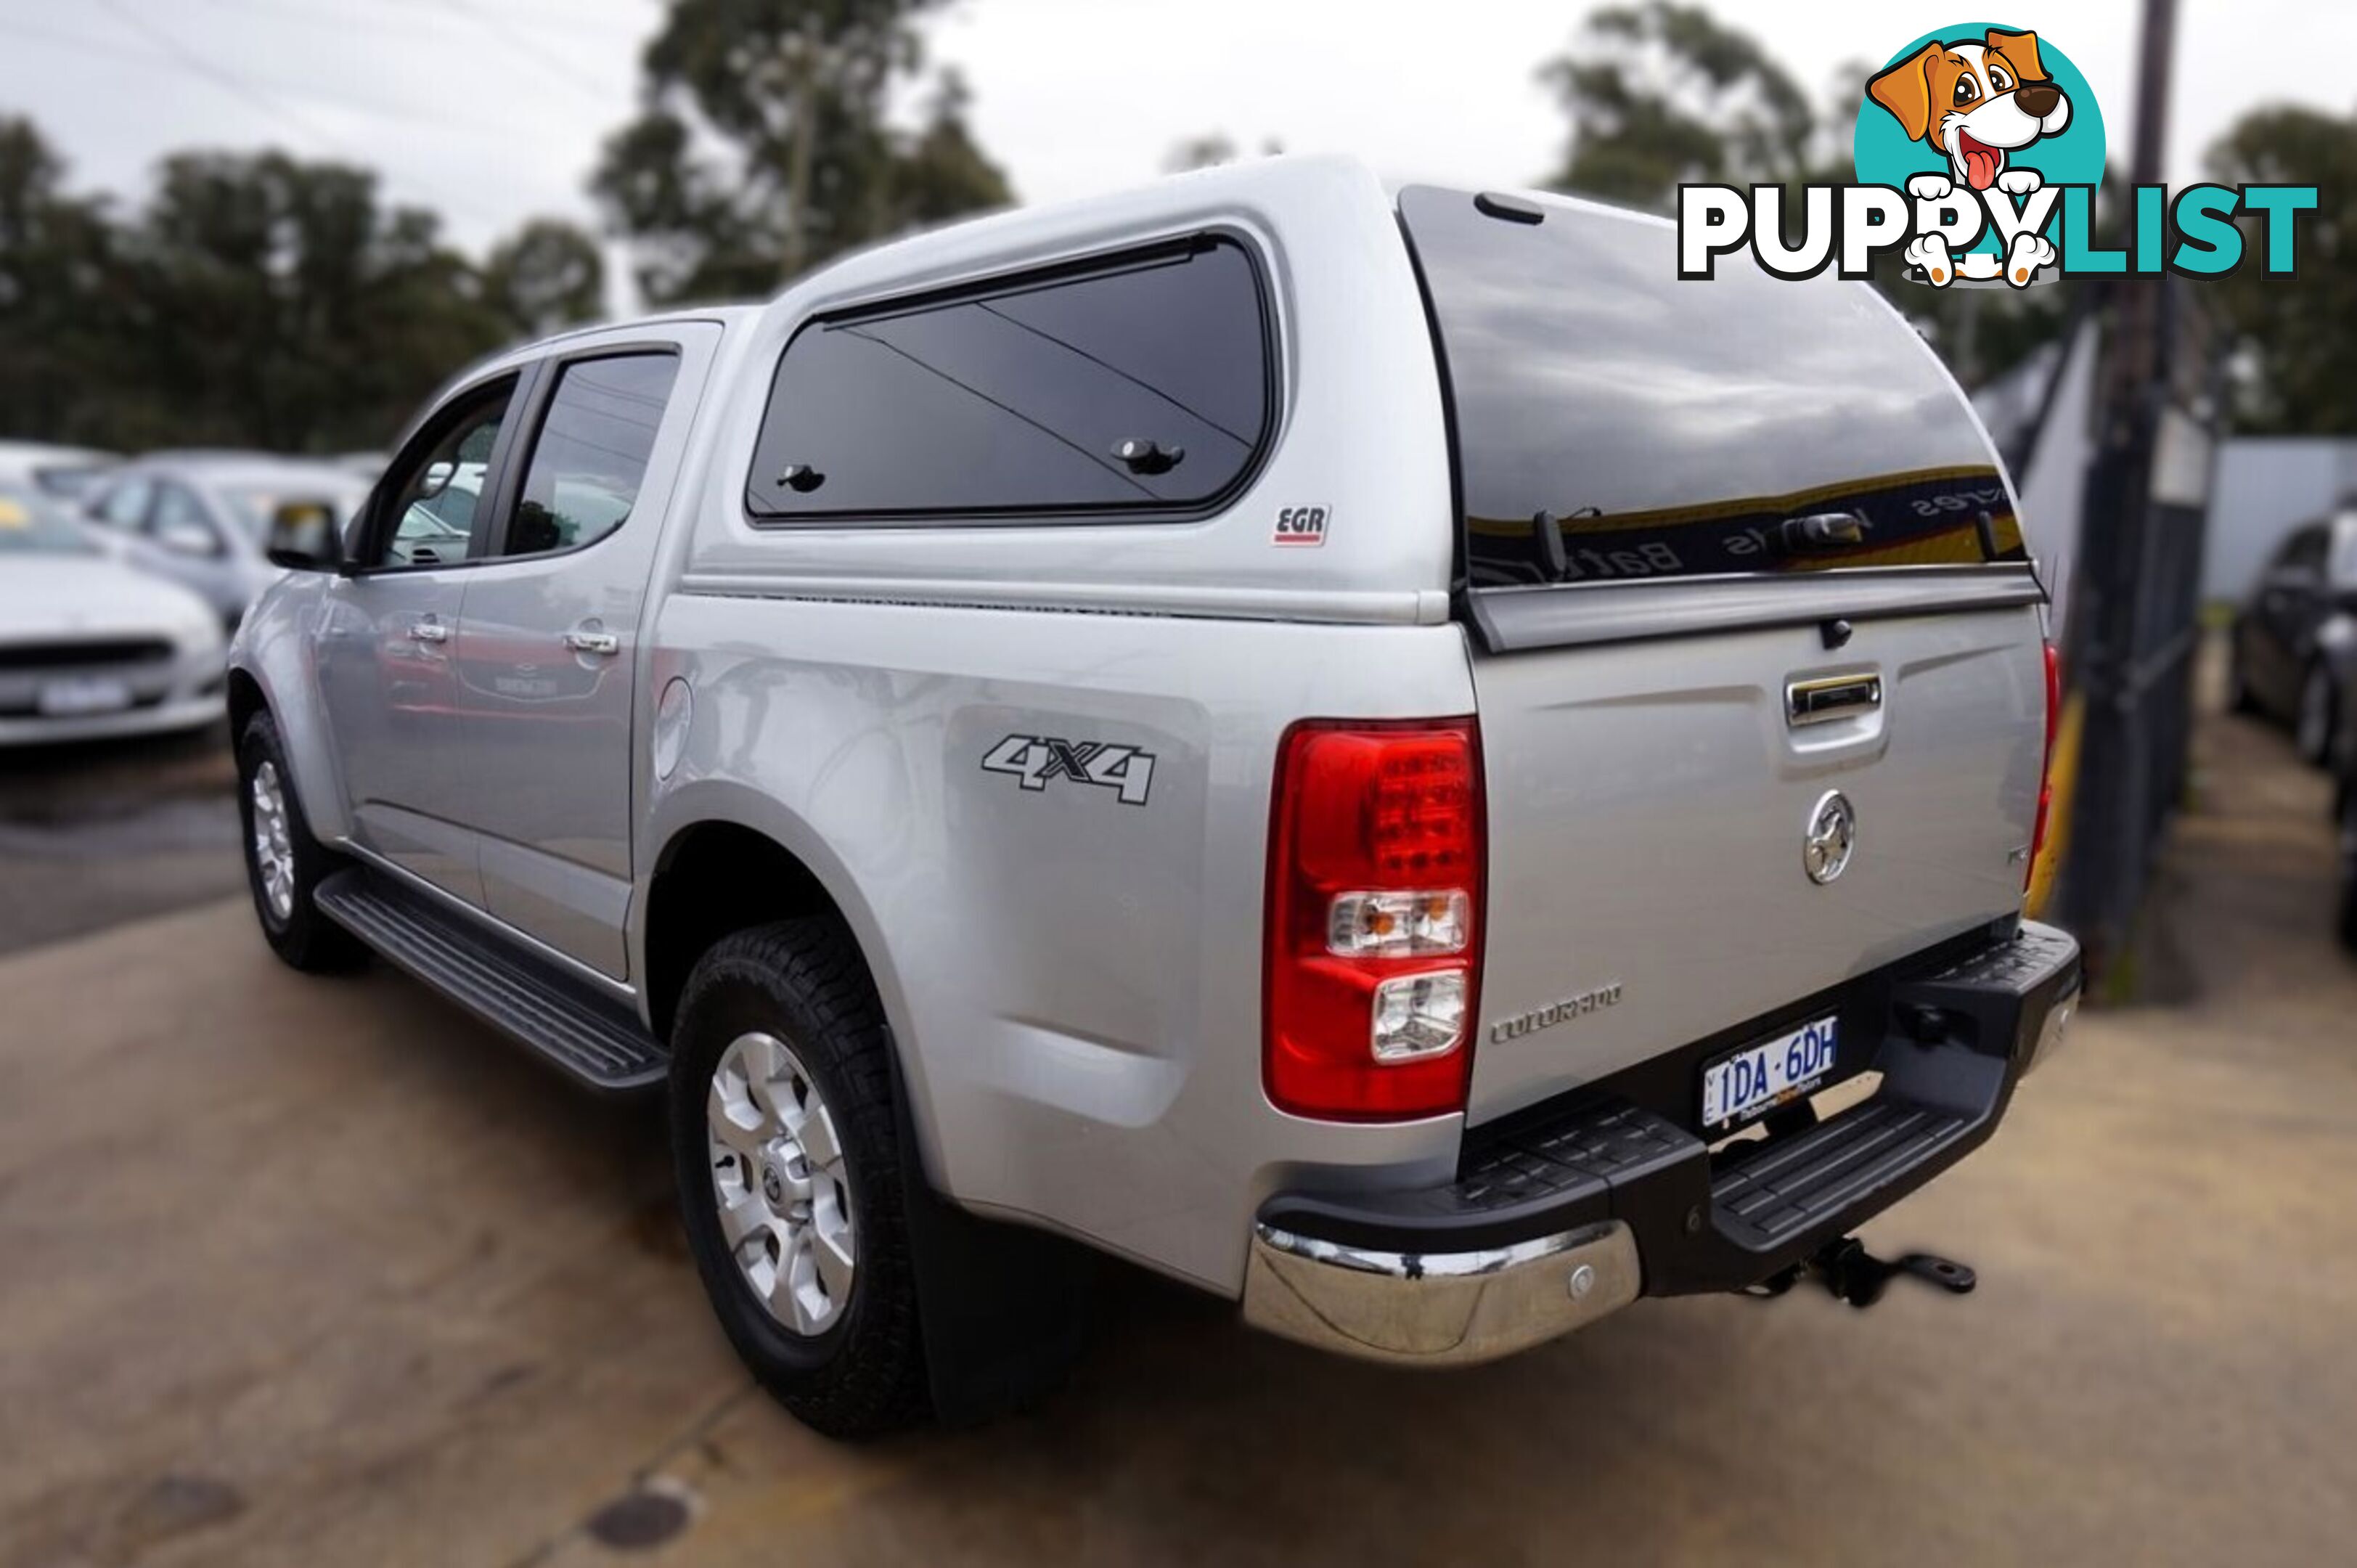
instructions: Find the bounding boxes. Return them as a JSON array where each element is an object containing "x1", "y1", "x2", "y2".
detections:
[
  {"x1": 2027, "y1": 640, "x2": 2060, "y2": 894},
  {"x1": 1264, "y1": 719, "x2": 1484, "y2": 1119}
]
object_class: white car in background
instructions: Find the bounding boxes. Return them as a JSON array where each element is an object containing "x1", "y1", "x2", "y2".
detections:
[
  {"x1": 84, "y1": 454, "x2": 373, "y2": 630},
  {"x1": 0, "y1": 481, "x2": 225, "y2": 746},
  {"x1": 0, "y1": 440, "x2": 120, "y2": 502}
]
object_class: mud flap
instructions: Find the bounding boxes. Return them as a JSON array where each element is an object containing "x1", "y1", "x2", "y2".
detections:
[{"x1": 886, "y1": 1033, "x2": 1093, "y2": 1426}]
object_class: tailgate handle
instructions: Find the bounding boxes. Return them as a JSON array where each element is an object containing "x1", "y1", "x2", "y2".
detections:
[{"x1": 1787, "y1": 673, "x2": 1882, "y2": 727}]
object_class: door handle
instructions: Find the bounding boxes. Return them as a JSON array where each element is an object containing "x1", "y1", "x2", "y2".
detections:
[
  {"x1": 1787, "y1": 672, "x2": 1883, "y2": 727},
  {"x1": 564, "y1": 629, "x2": 621, "y2": 656},
  {"x1": 408, "y1": 618, "x2": 450, "y2": 645}
]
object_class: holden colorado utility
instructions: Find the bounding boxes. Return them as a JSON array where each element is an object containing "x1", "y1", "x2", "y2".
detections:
[{"x1": 230, "y1": 157, "x2": 2080, "y2": 1437}]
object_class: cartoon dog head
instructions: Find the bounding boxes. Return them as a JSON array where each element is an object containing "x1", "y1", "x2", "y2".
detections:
[{"x1": 1868, "y1": 28, "x2": 2070, "y2": 192}]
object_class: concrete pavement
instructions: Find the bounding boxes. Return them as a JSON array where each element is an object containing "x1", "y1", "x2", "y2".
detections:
[{"x1": 1, "y1": 697, "x2": 2353, "y2": 1566}]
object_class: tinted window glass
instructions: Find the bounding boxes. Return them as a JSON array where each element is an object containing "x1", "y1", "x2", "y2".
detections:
[
  {"x1": 2331, "y1": 519, "x2": 2357, "y2": 587},
  {"x1": 746, "y1": 237, "x2": 1269, "y2": 518},
  {"x1": 1399, "y1": 187, "x2": 2019, "y2": 589},
  {"x1": 2279, "y1": 526, "x2": 2329, "y2": 573},
  {"x1": 94, "y1": 478, "x2": 152, "y2": 531},
  {"x1": 150, "y1": 481, "x2": 218, "y2": 550},
  {"x1": 0, "y1": 483, "x2": 97, "y2": 555},
  {"x1": 497, "y1": 354, "x2": 680, "y2": 558},
  {"x1": 372, "y1": 377, "x2": 515, "y2": 568}
]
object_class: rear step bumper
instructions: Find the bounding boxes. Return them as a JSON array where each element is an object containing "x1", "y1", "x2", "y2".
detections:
[{"x1": 1242, "y1": 920, "x2": 2080, "y2": 1365}]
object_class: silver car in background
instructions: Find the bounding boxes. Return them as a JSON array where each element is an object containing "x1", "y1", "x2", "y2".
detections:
[
  {"x1": 0, "y1": 481, "x2": 224, "y2": 745},
  {"x1": 84, "y1": 453, "x2": 372, "y2": 630},
  {"x1": 0, "y1": 439, "x2": 119, "y2": 501}
]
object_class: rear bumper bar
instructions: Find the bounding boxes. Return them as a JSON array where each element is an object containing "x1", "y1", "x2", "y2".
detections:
[{"x1": 1242, "y1": 920, "x2": 2080, "y2": 1365}]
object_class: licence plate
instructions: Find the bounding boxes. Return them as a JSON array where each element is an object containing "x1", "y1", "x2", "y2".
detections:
[
  {"x1": 38, "y1": 677, "x2": 134, "y2": 716},
  {"x1": 1701, "y1": 1015, "x2": 1839, "y2": 1132}
]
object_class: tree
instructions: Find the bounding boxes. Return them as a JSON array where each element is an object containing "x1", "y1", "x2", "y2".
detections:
[
  {"x1": 483, "y1": 219, "x2": 608, "y2": 340},
  {"x1": 0, "y1": 119, "x2": 584, "y2": 454},
  {"x1": 2206, "y1": 105, "x2": 2357, "y2": 434},
  {"x1": 592, "y1": 0, "x2": 1012, "y2": 306},
  {"x1": 120, "y1": 150, "x2": 510, "y2": 451},
  {"x1": 0, "y1": 117, "x2": 127, "y2": 445},
  {"x1": 1539, "y1": 1, "x2": 1817, "y2": 213}
]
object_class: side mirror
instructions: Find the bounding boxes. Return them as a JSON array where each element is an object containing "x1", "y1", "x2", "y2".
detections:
[
  {"x1": 266, "y1": 500, "x2": 343, "y2": 571},
  {"x1": 156, "y1": 518, "x2": 221, "y2": 558},
  {"x1": 417, "y1": 460, "x2": 455, "y2": 501}
]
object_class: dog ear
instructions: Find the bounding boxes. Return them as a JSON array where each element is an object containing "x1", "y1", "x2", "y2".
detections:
[
  {"x1": 1987, "y1": 28, "x2": 2048, "y2": 82},
  {"x1": 1867, "y1": 43, "x2": 1942, "y2": 143}
]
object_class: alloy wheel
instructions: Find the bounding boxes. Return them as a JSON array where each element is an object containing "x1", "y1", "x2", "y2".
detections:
[
  {"x1": 706, "y1": 1031, "x2": 858, "y2": 1336},
  {"x1": 249, "y1": 760, "x2": 296, "y2": 923}
]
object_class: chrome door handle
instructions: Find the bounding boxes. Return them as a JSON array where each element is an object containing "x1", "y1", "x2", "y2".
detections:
[
  {"x1": 564, "y1": 630, "x2": 621, "y2": 656},
  {"x1": 408, "y1": 619, "x2": 450, "y2": 645},
  {"x1": 1787, "y1": 672, "x2": 1882, "y2": 727}
]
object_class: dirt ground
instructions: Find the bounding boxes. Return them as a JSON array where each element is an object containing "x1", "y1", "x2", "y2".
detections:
[{"x1": 1, "y1": 690, "x2": 2353, "y2": 1567}]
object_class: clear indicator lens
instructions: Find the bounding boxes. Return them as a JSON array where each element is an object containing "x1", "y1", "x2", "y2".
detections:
[
  {"x1": 1371, "y1": 971, "x2": 1468, "y2": 1061},
  {"x1": 1327, "y1": 889, "x2": 1471, "y2": 957}
]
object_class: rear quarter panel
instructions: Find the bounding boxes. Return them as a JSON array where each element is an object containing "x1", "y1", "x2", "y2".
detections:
[{"x1": 642, "y1": 597, "x2": 1477, "y2": 1292}]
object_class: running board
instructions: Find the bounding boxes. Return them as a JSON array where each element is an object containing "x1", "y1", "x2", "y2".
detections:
[{"x1": 314, "y1": 867, "x2": 667, "y2": 1093}]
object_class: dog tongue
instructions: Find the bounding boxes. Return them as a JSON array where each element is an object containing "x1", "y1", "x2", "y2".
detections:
[{"x1": 1964, "y1": 146, "x2": 2000, "y2": 190}]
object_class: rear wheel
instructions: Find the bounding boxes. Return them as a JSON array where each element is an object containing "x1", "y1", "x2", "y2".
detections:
[
  {"x1": 669, "y1": 920, "x2": 930, "y2": 1439},
  {"x1": 237, "y1": 712, "x2": 366, "y2": 973},
  {"x1": 2296, "y1": 663, "x2": 2338, "y2": 766}
]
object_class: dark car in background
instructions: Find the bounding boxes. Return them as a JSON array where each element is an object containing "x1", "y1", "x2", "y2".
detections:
[
  {"x1": 2231, "y1": 511, "x2": 2357, "y2": 767},
  {"x1": 2336, "y1": 674, "x2": 2357, "y2": 952}
]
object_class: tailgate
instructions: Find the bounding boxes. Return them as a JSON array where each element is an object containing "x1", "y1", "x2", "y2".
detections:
[
  {"x1": 1466, "y1": 611, "x2": 2045, "y2": 1122},
  {"x1": 1397, "y1": 186, "x2": 2048, "y2": 1124}
]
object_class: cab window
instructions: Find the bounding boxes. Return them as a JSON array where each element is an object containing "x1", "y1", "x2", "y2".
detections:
[
  {"x1": 493, "y1": 353, "x2": 680, "y2": 559},
  {"x1": 368, "y1": 377, "x2": 516, "y2": 568}
]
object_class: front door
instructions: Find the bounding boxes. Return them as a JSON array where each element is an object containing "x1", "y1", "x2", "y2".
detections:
[
  {"x1": 452, "y1": 327, "x2": 715, "y2": 978},
  {"x1": 313, "y1": 373, "x2": 525, "y2": 905}
]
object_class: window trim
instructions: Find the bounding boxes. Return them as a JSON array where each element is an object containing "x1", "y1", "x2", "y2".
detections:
[
  {"x1": 474, "y1": 342, "x2": 687, "y2": 568},
  {"x1": 740, "y1": 229, "x2": 1280, "y2": 529},
  {"x1": 346, "y1": 368, "x2": 534, "y2": 578}
]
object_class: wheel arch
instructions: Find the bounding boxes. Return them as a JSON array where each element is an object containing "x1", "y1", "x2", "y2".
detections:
[
  {"x1": 224, "y1": 650, "x2": 352, "y2": 842},
  {"x1": 637, "y1": 793, "x2": 935, "y2": 1169}
]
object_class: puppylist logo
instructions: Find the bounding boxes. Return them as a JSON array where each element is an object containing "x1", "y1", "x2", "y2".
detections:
[{"x1": 1680, "y1": 23, "x2": 2318, "y2": 287}]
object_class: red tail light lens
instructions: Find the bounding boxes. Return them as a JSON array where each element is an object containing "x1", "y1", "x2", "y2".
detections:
[
  {"x1": 1265, "y1": 719, "x2": 1484, "y2": 1120},
  {"x1": 2027, "y1": 640, "x2": 2059, "y2": 894}
]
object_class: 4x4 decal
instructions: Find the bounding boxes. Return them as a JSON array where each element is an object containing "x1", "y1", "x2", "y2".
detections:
[{"x1": 981, "y1": 734, "x2": 1156, "y2": 806}]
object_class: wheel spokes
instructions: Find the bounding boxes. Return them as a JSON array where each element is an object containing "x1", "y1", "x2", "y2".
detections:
[{"x1": 706, "y1": 1029, "x2": 857, "y2": 1339}]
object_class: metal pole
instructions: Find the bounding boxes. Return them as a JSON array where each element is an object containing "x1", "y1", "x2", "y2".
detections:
[{"x1": 2059, "y1": 0, "x2": 2181, "y2": 974}]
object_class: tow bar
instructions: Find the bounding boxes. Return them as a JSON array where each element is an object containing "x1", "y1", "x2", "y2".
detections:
[{"x1": 1746, "y1": 1237, "x2": 1977, "y2": 1308}]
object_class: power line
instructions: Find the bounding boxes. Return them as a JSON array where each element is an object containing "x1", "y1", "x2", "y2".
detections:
[
  {"x1": 427, "y1": 0, "x2": 624, "y2": 107},
  {"x1": 12, "y1": 15, "x2": 519, "y2": 142},
  {"x1": 86, "y1": 0, "x2": 516, "y2": 230}
]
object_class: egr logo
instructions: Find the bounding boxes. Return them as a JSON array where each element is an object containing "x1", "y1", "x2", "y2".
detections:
[
  {"x1": 1273, "y1": 505, "x2": 1328, "y2": 547},
  {"x1": 1678, "y1": 22, "x2": 2316, "y2": 289}
]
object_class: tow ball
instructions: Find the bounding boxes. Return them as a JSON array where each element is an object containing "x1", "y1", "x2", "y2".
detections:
[{"x1": 1747, "y1": 1237, "x2": 1977, "y2": 1308}]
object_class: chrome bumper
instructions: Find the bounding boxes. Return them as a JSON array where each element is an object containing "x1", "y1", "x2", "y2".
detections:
[{"x1": 1241, "y1": 1218, "x2": 1641, "y2": 1366}]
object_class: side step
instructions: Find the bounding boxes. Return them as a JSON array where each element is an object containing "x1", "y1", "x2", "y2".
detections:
[{"x1": 314, "y1": 867, "x2": 667, "y2": 1093}]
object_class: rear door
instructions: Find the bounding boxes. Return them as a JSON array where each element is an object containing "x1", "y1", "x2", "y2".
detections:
[
  {"x1": 1399, "y1": 187, "x2": 2049, "y2": 1124},
  {"x1": 453, "y1": 324, "x2": 716, "y2": 979}
]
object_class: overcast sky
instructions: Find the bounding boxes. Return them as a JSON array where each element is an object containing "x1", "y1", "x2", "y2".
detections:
[{"x1": 3, "y1": 0, "x2": 2350, "y2": 285}]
